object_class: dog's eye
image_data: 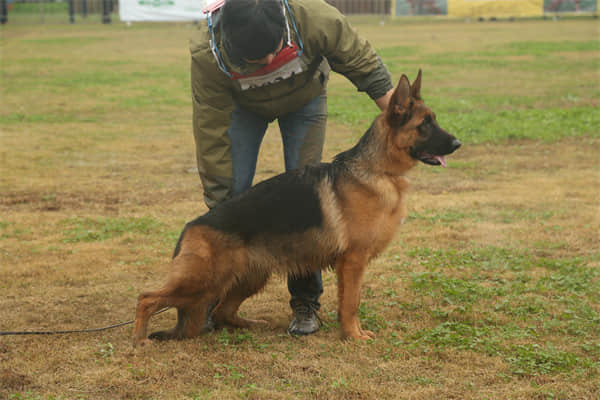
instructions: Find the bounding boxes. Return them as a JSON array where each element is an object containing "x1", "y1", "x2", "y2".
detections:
[
  {"x1": 420, "y1": 115, "x2": 433, "y2": 129},
  {"x1": 418, "y1": 118, "x2": 432, "y2": 137}
]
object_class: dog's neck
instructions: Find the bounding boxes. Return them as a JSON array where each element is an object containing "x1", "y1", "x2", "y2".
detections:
[{"x1": 333, "y1": 117, "x2": 414, "y2": 177}]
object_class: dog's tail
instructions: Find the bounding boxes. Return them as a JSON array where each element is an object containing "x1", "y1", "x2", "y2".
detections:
[{"x1": 172, "y1": 224, "x2": 189, "y2": 259}]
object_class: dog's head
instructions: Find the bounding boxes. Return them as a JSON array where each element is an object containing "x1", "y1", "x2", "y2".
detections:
[{"x1": 385, "y1": 70, "x2": 461, "y2": 168}]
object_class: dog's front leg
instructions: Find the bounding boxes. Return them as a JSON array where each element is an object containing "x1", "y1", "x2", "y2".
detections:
[{"x1": 335, "y1": 252, "x2": 375, "y2": 340}]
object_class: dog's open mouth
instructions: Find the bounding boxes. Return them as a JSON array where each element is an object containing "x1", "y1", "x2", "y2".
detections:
[{"x1": 418, "y1": 153, "x2": 447, "y2": 168}]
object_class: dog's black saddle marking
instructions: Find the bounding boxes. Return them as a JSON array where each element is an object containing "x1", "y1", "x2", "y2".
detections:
[
  {"x1": 188, "y1": 165, "x2": 327, "y2": 242},
  {"x1": 171, "y1": 125, "x2": 377, "y2": 258}
]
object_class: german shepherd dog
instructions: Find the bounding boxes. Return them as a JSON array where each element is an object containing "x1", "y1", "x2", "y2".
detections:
[{"x1": 133, "y1": 71, "x2": 461, "y2": 346}]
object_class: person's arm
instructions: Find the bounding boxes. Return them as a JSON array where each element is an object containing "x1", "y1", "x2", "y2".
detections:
[
  {"x1": 190, "y1": 33, "x2": 236, "y2": 208},
  {"x1": 294, "y1": 0, "x2": 394, "y2": 103}
]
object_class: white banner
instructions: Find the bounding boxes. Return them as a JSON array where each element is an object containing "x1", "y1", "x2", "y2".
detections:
[{"x1": 119, "y1": 0, "x2": 208, "y2": 22}]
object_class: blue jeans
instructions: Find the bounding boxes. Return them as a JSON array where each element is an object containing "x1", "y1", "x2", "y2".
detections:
[{"x1": 227, "y1": 93, "x2": 327, "y2": 309}]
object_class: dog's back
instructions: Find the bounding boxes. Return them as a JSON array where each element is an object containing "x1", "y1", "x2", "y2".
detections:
[
  {"x1": 188, "y1": 164, "x2": 328, "y2": 243},
  {"x1": 183, "y1": 164, "x2": 344, "y2": 281}
]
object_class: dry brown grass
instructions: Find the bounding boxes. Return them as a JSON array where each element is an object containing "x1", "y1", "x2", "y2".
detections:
[
  {"x1": 1, "y1": 132, "x2": 598, "y2": 399},
  {"x1": 1, "y1": 18, "x2": 599, "y2": 400}
]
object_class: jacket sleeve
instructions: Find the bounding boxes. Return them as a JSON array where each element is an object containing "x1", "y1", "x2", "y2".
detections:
[
  {"x1": 190, "y1": 32, "x2": 236, "y2": 208},
  {"x1": 295, "y1": 0, "x2": 393, "y2": 100}
]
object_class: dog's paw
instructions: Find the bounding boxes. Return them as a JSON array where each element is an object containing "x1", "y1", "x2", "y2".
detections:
[
  {"x1": 360, "y1": 329, "x2": 376, "y2": 340},
  {"x1": 231, "y1": 317, "x2": 269, "y2": 328},
  {"x1": 148, "y1": 329, "x2": 177, "y2": 341},
  {"x1": 343, "y1": 329, "x2": 376, "y2": 341},
  {"x1": 249, "y1": 318, "x2": 269, "y2": 326}
]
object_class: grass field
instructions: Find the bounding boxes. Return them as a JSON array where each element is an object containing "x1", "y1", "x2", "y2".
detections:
[{"x1": 1, "y1": 17, "x2": 599, "y2": 400}]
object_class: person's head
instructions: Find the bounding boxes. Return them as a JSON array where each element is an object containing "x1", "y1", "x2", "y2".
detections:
[{"x1": 221, "y1": 0, "x2": 286, "y2": 65}]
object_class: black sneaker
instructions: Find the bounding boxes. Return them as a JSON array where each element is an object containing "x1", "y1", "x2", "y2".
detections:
[{"x1": 287, "y1": 302, "x2": 321, "y2": 336}]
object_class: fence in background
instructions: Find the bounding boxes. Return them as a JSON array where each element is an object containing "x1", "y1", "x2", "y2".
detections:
[
  {"x1": 1, "y1": 0, "x2": 116, "y2": 24},
  {"x1": 326, "y1": 0, "x2": 390, "y2": 15},
  {"x1": 1, "y1": 0, "x2": 598, "y2": 24}
]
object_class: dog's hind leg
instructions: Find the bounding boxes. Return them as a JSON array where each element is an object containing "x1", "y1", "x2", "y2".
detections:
[
  {"x1": 133, "y1": 252, "x2": 220, "y2": 346},
  {"x1": 133, "y1": 286, "x2": 175, "y2": 347},
  {"x1": 147, "y1": 297, "x2": 220, "y2": 341},
  {"x1": 213, "y1": 270, "x2": 271, "y2": 328}
]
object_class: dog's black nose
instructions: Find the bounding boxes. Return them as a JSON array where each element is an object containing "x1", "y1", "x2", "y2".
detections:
[{"x1": 451, "y1": 139, "x2": 462, "y2": 151}]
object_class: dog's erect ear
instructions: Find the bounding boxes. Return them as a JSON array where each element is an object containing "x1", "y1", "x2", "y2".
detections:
[
  {"x1": 386, "y1": 74, "x2": 412, "y2": 125},
  {"x1": 411, "y1": 69, "x2": 422, "y2": 100}
]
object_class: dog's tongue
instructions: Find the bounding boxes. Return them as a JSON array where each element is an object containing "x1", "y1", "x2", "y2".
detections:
[{"x1": 434, "y1": 155, "x2": 447, "y2": 168}]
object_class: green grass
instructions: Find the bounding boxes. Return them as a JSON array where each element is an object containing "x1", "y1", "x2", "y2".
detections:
[
  {"x1": 19, "y1": 37, "x2": 109, "y2": 45},
  {"x1": 446, "y1": 106, "x2": 600, "y2": 143},
  {"x1": 60, "y1": 216, "x2": 164, "y2": 243},
  {"x1": 11, "y1": 2, "x2": 68, "y2": 14},
  {"x1": 5, "y1": 33, "x2": 599, "y2": 141},
  {"x1": 395, "y1": 246, "x2": 600, "y2": 377},
  {"x1": 362, "y1": 37, "x2": 600, "y2": 143},
  {"x1": 494, "y1": 40, "x2": 600, "y2": 56},
  {"x1": 3, "y1": 24, "x2": 598, "y2": 143},
  {"x1": 1, "y1": 18, "x2": 598, "y2": 400},
  {"x1": 328, "y1": 93, "x2": 599, "y2": 144},
  {"x1": 508, "y1": 344, "x2": 586, "y2": 376}
]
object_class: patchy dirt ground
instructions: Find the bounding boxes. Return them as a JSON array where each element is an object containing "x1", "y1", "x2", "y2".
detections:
[
  {"x1": 1, "y1": 18, "x2": 598, "y2": 400},
  {"x1": 1, "y1": 120, "x2": 598, "y2": 398}
]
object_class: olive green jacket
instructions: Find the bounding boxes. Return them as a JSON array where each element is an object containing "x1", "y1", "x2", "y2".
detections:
[{"x1": 190, "y1": 0, "x2": 393, "y2": 207}]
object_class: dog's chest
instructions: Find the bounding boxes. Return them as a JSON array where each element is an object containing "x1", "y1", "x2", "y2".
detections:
[
  {"x1": 371, "y1": 176, "x2": 407, "y2": 213},
  {"x1": 370, "y1": 180, "x2": 408, "y2": 250},
  {"x1": 332, "y1": 176, "x2": 408, "y2": 252}
]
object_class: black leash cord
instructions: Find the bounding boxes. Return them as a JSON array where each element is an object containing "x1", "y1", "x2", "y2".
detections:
[{"x1": 0, "y1": 308, "x2": 171, "y2": 336}]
